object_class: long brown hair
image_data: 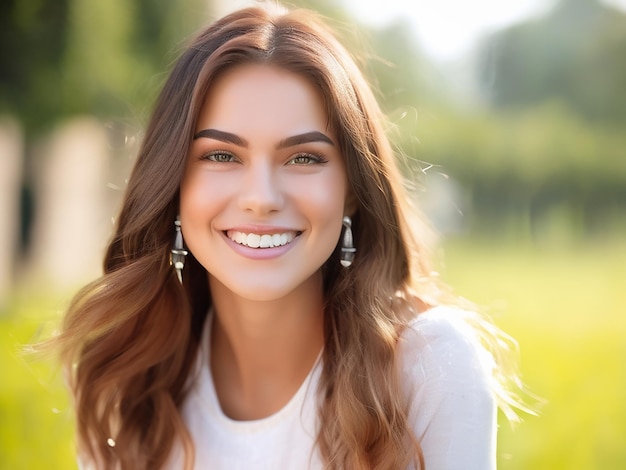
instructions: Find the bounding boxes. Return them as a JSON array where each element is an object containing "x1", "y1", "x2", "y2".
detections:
[{"x1": 57, "y1": 4, "x2": 521, "y2": 469}]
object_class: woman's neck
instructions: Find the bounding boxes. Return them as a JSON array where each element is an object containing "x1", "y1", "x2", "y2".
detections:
[{"x1": 208, "y1": 271, "x2": 325, "y2": 420}]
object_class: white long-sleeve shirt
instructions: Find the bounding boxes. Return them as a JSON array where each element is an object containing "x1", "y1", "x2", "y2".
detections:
[{"x1": 172, "y1": 306, "x2": 497, "y2": 469}]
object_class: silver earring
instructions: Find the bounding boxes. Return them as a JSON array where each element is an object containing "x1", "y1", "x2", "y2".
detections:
[
  {"x1": 340, "y1": 216, "x2": 356, "y2": 268},
  {"x1": 170, "y1": 215, "x2": 188, "y2": 284}
]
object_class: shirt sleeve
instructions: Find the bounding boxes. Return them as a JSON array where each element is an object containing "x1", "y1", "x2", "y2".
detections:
[{"x1": 399, "y1": 308, "x2": 497, "y2": 470}]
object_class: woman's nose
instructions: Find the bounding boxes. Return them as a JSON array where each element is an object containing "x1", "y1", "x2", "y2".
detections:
[{"x1": 237, "y1": 161, "x2": 285, "y2": 214}]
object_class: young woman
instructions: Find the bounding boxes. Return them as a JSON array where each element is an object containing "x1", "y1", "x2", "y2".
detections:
[{"x1": 58, "y1": 3, "x2": 522, "y2": 469}]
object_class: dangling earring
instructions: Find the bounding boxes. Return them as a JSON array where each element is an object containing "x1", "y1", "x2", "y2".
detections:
[
  {"x1": 340, "y1": 216, "x2": 356, "y2": 268},
  {"x1": 170, "y1": 215, "x2": 188, "y2": 284}
]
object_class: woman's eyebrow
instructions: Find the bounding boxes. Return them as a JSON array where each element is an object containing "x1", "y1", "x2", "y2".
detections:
[
  {"x1": 193, "y1": 129, "x2": 248, "y2": 147},
  {"x1": 277, "y1": 131, "x2": 335, "y2": 148},
  {"x1": 193, "y1": 129, "x2": 334, "y2": 148}
]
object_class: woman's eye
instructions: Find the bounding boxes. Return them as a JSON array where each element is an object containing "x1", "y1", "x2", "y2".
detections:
[
  {"x1": 202, "y1": 151, "x2": 236, "y2": 163},
  {"x1": 208, "y1": 152, "x2": 235, "y2": 163},
  {"x1": 288, "y1": 153, "x2": 328, "y2": 165}
]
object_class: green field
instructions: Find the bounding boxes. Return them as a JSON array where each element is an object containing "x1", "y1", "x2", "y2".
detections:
[
  {"x1": 442, "y1": 236, "x2": 626, "y2": 470},
  {"x1": 1, "y1": 237, "x2": 624, "y2": 469},
  {"x1": 0, "y1": 297, "x2": 75, "y2": 469}
]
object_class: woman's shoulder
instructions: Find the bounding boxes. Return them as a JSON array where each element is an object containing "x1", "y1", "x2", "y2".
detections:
[
  {"x1": 398, "y1": 305, "x2": 498, "y2": 468},
  {"x1": 401, "y1": 305, "x2": 493, "y2": 355},
  {"x1": 397, "y1": 305, "x2": 496, "y2": 395}
]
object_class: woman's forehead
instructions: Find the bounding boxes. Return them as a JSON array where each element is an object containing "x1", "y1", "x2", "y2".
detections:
[{"x1": 194, "y1": 63, "x2": 336, "y2": 140}]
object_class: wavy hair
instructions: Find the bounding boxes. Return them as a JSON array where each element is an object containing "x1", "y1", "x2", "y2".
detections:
[{"x1": 56, "y1": 3, "x2": 523, "y2": 469}]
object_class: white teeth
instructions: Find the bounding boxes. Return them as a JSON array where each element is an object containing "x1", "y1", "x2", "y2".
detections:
[
  {"x1": 259, "y1": 234, "x2": 272, "y2": 248},
  {"x1": 247, "y1": 233, "x2": 261, "y2": 248},
  {"x1": 227, "y1": 230, "x2": 297, "y2": 248}
]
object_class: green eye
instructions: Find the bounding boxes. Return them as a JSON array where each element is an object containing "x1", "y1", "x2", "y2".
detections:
[
  {"x1": 204, "y1": 151, "x2": 236, "y2": 163},
  {"x1": 289, "y1": 153, "x2": 328, "y2": 165}
]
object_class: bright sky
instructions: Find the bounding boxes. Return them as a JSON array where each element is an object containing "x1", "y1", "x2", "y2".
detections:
[{"x1": 343, "y1": 0, "x2": 626, "y2": 61}]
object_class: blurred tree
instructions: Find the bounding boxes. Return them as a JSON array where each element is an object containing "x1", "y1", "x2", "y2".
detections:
[
  {"x1": 0, "y1": 0, "x2": 70, "y2": 133},
  {"x1": 416, "y1": 102, "x2": 626, "y2": 236},
  {"x1": 480, "y1": 0, "x2": 626, "y2": 125},
  {"x1": 0, "y1": 0, "x2": 208, "y2": 136}
]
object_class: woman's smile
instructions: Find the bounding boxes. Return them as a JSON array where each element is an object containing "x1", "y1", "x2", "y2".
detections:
[{"x1": 225, "y1": 229, "x2": 300, "y2": 249}]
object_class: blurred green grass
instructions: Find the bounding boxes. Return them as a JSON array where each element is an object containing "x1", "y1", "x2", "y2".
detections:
[
  {"x1": 0, "y1": 299, "x2": 75, "y2": 469},
  {"x1": 442, "y1": 236, "x2": 626, "y2": 470},
  {"x1": 1, "y1": 236, "x2": 624, "y2": 469}
]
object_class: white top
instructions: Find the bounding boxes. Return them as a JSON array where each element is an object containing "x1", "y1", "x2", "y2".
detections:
[{"x1": 169, "y1": 306, "x2": 497, "y2": 469}]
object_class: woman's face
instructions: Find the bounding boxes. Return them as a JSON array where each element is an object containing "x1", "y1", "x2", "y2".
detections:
[{"x1": 180, "y1": 64, "x2": 349, "y2": 302}]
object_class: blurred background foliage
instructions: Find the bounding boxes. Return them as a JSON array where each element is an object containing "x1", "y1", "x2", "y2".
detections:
[{"x1": 0, "y1": 0, "x2": 624, "y2": 468}]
